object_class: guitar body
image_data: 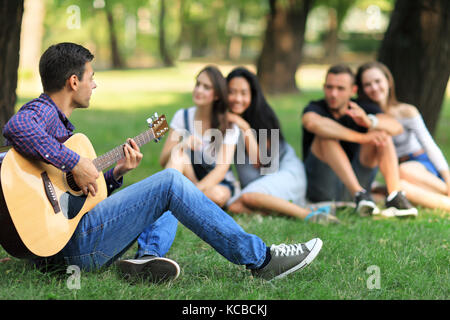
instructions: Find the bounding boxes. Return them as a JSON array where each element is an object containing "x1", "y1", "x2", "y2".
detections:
[
  {"x1": 0, "y1": 133, "x2": 107, "y2": 258},
  {"x1": 0, "y1": 113, "x2": 167, "y2": 259}
]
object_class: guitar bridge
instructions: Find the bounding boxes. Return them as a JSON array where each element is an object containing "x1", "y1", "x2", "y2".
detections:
[{"x1": 41, "y1": 172, "x2": 61, "y2": 214}]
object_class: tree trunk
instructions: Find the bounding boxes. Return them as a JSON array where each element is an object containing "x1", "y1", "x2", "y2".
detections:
[
  {"x1": 324, "y1": 8, "x2": 338, "y2": 62},
  {"x1": 176, "y1": 0, "x2": 191, "y2": 60},
  {"x1": 0, "y1": 0, "x2": 24, "y2": 146},
  {"x1": 256, "y1": 0, "x2": 313, "y2": 94},
  {"x1": 378, "y1": 0, "x2": 450, "y2": 135},
  {"x1": 159, "y1": 0, "x2": 174, "y2": 67},
  {"x1": 228, "y1": 36, "x2": 242, "y2": 61},
  {"x1": 323, "y1": 0, "x2": 356, "y2": 63},
  {"x1": 19, "y1": 0, "x2": 45, "y2": 80},
  {"x1": 105, "y1": 5, "x2": 124, "y2": 69}
]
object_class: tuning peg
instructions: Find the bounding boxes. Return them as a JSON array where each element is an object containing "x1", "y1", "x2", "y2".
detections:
[
  {"x1": 152, "y1": 112, "x2": 159, "y2": 121},
  {"x1": 147, "y1": 117, "x2": 154, "y2": 127}
]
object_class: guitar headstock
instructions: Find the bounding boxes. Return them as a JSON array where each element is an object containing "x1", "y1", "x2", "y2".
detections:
[{"x1": 147, "y1": 113, "x2": 169, "y2": 141}]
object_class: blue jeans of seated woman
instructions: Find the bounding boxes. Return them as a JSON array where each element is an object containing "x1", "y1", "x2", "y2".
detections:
[{"x1": 51, "y1": 169, "x2": 267, "y2": 271}]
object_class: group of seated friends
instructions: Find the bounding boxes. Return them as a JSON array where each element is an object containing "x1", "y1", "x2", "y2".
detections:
[
  {"x1": 163, "y1": 61, "x2": 450, "y2": 224},
  {"x1": 2, "y1": 42, "x2": 449, "y2": 283}
]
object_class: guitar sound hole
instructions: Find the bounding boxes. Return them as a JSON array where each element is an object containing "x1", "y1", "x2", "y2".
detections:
[{"x1": 66, "y1": 172, "x2": 81, "y2": 192}]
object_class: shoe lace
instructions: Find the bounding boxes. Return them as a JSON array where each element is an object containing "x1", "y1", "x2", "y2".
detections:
[{"x1": 270, "y1": 244, "x2": 304, "y2": 257}]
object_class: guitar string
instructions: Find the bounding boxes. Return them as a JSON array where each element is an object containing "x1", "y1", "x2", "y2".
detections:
[{"x1": 92, "y1": 122, "x2": 165, "y2": 172}]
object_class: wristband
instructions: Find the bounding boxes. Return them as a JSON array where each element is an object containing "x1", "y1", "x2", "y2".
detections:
[{"x1": 367, "y1": 114, "x2": 378, "y2": 129}]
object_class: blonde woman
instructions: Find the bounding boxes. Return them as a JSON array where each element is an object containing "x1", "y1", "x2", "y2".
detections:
[{"x1": 356, "y1": 61, "x2": 450, "y2": 212}]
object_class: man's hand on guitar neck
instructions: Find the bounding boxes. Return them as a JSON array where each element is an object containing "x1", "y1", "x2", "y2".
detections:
[
  {"x1": 113, "y1": 138, "x2": 143, "y2": 181},
  {"x1": 71, "y1": 139, "x2": 142, "y2": 196},
  {"x1": 72, "y1": 157, "x2": 99, "y2": 196}
]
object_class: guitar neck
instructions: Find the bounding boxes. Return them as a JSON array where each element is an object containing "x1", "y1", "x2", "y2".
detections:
[
  {"x1": 92, "y1": 129, "x2": 154, "y2": 172},
  {"x1": 91, "y1": 114, "x2": 168, "y2": 172}
]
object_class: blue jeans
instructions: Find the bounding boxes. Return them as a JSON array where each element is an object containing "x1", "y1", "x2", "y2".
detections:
[
  {"x1": 305, "y1": 151, "x2": 378, "y2": 202},
  {"x1": 135, "y1": 211, "x2": 179, "y2": 258},
  {"x1": 47, "y1": 169, "x2": 267, "y2": 271}
]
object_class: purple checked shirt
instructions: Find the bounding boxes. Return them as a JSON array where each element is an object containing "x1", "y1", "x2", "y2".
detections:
[{"x1": 3, "y1": 93, "x2": 122, "y2": 195}]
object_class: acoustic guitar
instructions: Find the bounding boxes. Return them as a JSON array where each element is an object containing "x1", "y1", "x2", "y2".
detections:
[{"x1": 0, "y1": 114, "x2": 168, "y2": 259}]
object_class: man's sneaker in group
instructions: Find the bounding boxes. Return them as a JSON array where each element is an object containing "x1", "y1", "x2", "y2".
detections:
[
  {"x1": 305, "y1": 205, "x2": 340, "y2": 224},
  {"x1": 116, "y1": 255, "x2": 180, "y2": 283},
  {"x1": 383, "y1": 190, "x2": 418, "y2": 217},
  {"x1": 355, "y1": 190, "x2": 380, "y2": 216},
  {"x1": 251, "y1": 238, "x2": 323, "y2": 281}
]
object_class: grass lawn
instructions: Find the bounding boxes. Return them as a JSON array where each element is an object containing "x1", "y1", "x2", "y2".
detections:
[{"x1": 1, "y1": 62, "x2": 449, "y2": 300}]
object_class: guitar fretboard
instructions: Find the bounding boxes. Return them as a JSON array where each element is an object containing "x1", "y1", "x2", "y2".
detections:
[{"x1": 92, "y1": 128, "x2": 155, "y2": 172}]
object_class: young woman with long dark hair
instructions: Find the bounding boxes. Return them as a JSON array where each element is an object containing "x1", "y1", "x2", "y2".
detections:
[{"x1": 226, "y1": 67, "x2": 338, "y2": 223}]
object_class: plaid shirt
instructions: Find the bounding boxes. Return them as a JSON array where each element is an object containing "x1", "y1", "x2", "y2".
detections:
[{"x1": 3, "y1": 93, "x2": 122, "y2": 194}]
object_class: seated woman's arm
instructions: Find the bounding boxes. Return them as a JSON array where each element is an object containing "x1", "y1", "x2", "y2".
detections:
[
  {"x1": 227, "y1": 112, "x2": 261, "y2": 167},
  {"x1": 196, "y1": 143, "x2": 236, "y2": 191},
  {"x1": 406, "y1": 109, "x2": 450, "y2": 194},
  {"x1": 159, "y1": 128, "x2": 183, "y2": 167}
]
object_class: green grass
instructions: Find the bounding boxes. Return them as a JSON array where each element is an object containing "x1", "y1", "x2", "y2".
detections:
[{"x1": 1, "y1": 63, "x2": 449, "y2": 300}]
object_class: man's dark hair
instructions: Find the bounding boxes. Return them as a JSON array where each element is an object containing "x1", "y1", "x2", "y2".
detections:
[
  {"x1": 39, "y1": 42, "x2": 94, "y2": 93},
  {"x1": 326, "y1": 64, "x2": 355, "y2": 84}
]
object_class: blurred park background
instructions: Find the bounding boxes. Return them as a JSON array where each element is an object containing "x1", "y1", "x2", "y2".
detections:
[
  {"x1": 1, "y1": 0, "x2": 449, "y2": 144},
  {"x1": 0, "y1": 0, "x2": 449, "y2": 300}
]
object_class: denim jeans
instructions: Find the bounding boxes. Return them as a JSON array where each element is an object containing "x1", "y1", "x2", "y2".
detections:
[
  {"x1": 305, "y1": 151, "x2": 378, "y2": 202},
  {"x1": 50, "y1": 169, "x2": 267, "y2": 271},
  {"x1": 135, "y1": 211, "x2": 178, "y2": 258}
]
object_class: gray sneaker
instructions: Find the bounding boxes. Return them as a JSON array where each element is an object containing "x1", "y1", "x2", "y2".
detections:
[
  {"x1": 251, "y1": 238, "x2": 323, "y2": 281},
  {"x1": 384, "y1": 191, "x2": 418, "y2": 217},
  {"x1": 116, "y1": 255, "x2": 180, "y2": 283},
  {"x1": 355, "y1": 190, "x2": 380, "y2": 216}
]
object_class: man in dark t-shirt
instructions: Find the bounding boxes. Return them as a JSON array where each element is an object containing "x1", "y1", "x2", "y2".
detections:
[
  {"x1": 301, "y1": 64, "x2": 417, "y2": 217},
  {"x1": 302, "y1": 98, "x2": 382, "y2": 162}
]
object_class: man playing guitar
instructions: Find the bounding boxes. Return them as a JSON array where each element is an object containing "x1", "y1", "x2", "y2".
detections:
[{"x1": 1, "y1": 42, "x2": 323, "y2": 283}]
